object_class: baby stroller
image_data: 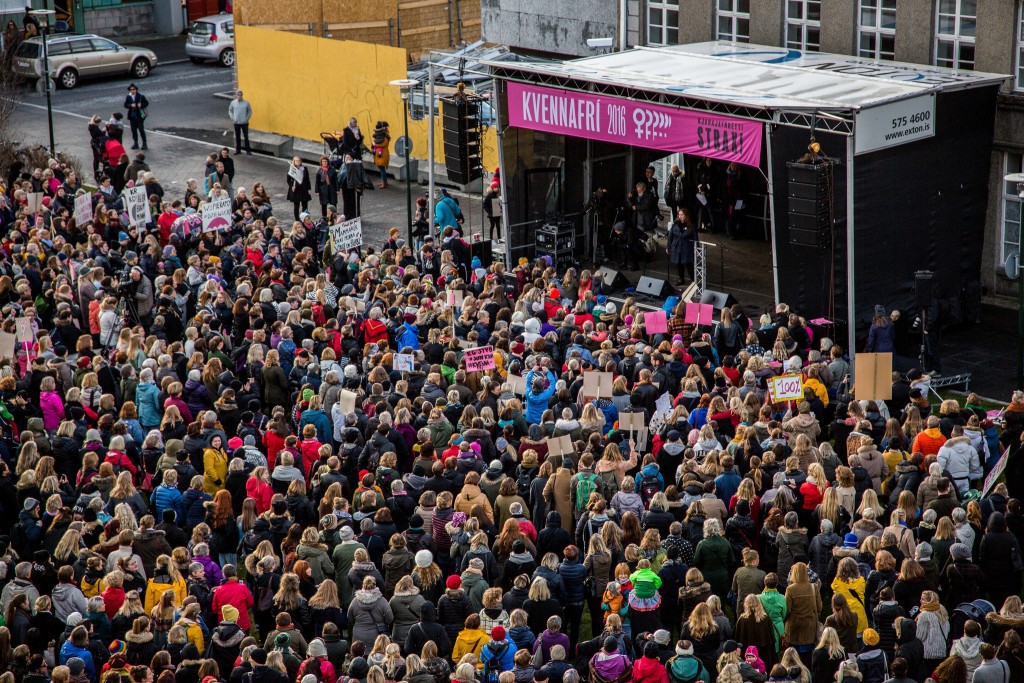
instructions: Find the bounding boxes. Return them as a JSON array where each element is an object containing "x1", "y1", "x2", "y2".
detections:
[
  {"x1": 950, "y1": 599, "x2": 995, "y2": 641},
  {"x1": 320, "y1": 131, "x2": 347, "y2": 169}
]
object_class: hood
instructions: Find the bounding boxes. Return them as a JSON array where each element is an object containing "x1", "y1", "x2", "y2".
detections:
[
  {"x1": 832, "y1": 546, "x2": 860, "y2": 560},
  {"x1": 815, "y1": 532, "x2": 840, "y2": 547},
  {"x1": 420, "y1": 602, "x2": 437, "y2": 622},
  {"x1": 953, "y1": 635, "x2": 982, "y2": 659},
  {"x1": 640, "y1": 463, "x2": 660, "y2": 477},
  {"x1": 896, "y1": 619, "x2": 917, "y2": 644},
  {"x1": 662, "y1": 442, "x2": 685, "y2": 456},
  {"x1": 545, "y1": 511, "x2": 561, "y2": 528},
  {"x1": 355, "y1": 587, "x2": 383, "y2": 604},
  {"x1": 525, "y1": 319, "x2": 540, "y2": 333},
  {"x1": 508, "y1": 551, "x2": 534, "y2": 564}
]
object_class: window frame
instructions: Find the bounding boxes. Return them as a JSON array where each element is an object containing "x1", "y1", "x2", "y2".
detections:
[
  {"x1": 1016, "y1": 2, "x2": 1024, "y2": 91},
  {"x1": 1002, "y1": 152, "x2": 1024, "y2": 266},
  {"x1": 785, "y1": 0, "x2": 822, "y2": 52},
  {"x1": 647, "y1": 0, "x2": 679, "y2": 47},
  {"x1": 933, "y1": 0, "x2": 977, "y2": 71},
  {"x1": 716, "y1": 0, "x2": 750, "y2": 43},
  {"x1": 857, "y1": 0, "x2": 896, "y2": 61}
]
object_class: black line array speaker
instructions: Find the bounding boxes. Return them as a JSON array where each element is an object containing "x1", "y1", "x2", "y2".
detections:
[
  {"x1": 636, "y1": 276, "x2": 674, "y2": 299},
  {"x1": 597, "y1": 266, "x2": 629, "y2": 292},
  {"x1": 700, "y1": 288, "x2": 737, "y2": 310},
  {"x1": 787, "y1": 161, "x2": 832, "y2": 249},
  {"x1": 441, "y1": 96, "x2": 483, "y2": 185},
  {"x1": 915, "y1": 270, "x2": 934, "y2": 309}
]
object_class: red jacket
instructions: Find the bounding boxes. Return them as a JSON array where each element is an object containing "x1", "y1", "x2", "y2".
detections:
[
  {"x1": 245, "y1": 477, "x2": 273, "y2": 514},
  {"x1": 631, "y1": 656, "x2": 668, "y2": 683},
  {"x1": 102, "y1": 586, "x2": 125, "y2": 619},
  {"x1": 263, "y1": 431, "x2": 288, "y2": 469},
  {"x1": 799, "y1": 481, "x2": 827, "y2": 511},
  {"x1": 104, "y1": 450, "x2": 137, "y2": 477},
  {"x1": 363, "y1": 318, "x2": 389, "y2": 346},
  {"x1": 211, "y1": 578, "x2": 255, "y2": 631},
  {"x1": 165, "y1": 396, "x2": 193, "y2": 425}
]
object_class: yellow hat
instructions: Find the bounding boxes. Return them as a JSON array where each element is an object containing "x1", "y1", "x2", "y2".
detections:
[
  {"x1": 862, "y1": 628, "x2": 879, "y2": 646},
  {"x1": 221, "y1": 604, "x2": 239, "y2": 622}
]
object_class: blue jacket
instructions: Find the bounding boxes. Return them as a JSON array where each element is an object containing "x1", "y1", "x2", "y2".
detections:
[
  {"x1": 557, "y1": 558, "x2": 588, "y2": 605},
  {"x1": 299, "y1": 408, "x2": 333, "y2": 446},
  {"x1": 396, "y1": 322, "x2": 420, "y2": 351},
  {"x1": 136, "y1": 381, "x2": 162, "y2": 428},
  {"x1": 152, "y1": 482, "x2": 184, "y2": 523},
  {"x1": 566, "y1": 344, "x2": 595, "y2": 366},
  {"x1": 524, "y1": 369, "x2": 557, "y2": 424},
  {"x1": 635, "y1": 463, "x2": 665, "y2": 495},
  {"x1": 434, "y1": 196, "x2": 462, "y2": 230},
  {"x1": 480, "y1": 637, "x2": 518, "y2": 673},
  {"x1": 182, "y1": 488, "x2": 213, "y2": 528},
  {"x1": 59, "y1": 641, "x2": 96, "y2": 681},
  {"x1": 865, "y1": 320, "x2": 895, "y2": 353},
  {"x1": 278, "y1": 338, "x2": 297, "y2": 376},
  {"x1": 714, "y1": 468, "x2": 742, "y2": 505},
  {"x1": 594, "y1": 398, "x2": 618, "y2": 433}
]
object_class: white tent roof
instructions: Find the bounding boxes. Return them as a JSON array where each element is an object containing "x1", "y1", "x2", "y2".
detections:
[{"x1": 488, "y1": 41, "x2": 1007, "y2": 111}]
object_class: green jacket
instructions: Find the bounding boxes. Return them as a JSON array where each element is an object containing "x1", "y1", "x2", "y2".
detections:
[
  {"x1": 331, "y1": 540, "x2": 366, "y2": 607},
  {"x1": 628, "y1": 568, "x2": 662, "y2": 600},
  {"x1": 693, "y1": 535, "x2": 734, "y2": 594},
  {"x1": 759, "y1": 588, "x2": 788, "y2": 650}
]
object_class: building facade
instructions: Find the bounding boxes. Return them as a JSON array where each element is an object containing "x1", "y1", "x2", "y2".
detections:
[{"x1": 484, "y1": 0, "x2": 1024, "y2": 304}]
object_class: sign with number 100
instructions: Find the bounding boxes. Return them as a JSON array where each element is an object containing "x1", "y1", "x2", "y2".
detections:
[{"x1": 770, "y1": 373, "x2": 804, "y2": 402}]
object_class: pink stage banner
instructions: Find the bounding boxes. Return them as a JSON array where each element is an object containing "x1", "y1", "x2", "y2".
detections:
[{"x1": 506, "y1": 82, "x2": 763, "y2": 167}]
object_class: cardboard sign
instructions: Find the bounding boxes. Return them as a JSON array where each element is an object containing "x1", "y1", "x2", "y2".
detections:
[
  {"x1": 546, "y1": 434, "x2": 574, "y2": 458},
  {"x1": 0, "y1": 332, "x2": 15, "y2": 360},
  {"x1": 287, "y1": 164, "x2": 305, "y2": 185},
  {"x1": 685, "y1": 302, "x2": 714, "y2": 326},
  {"x1": 202, "y1": 196, "x2": 233, "y2": 233},
  {"x1": 768, "y1": 373, "x2": 804, "y2": 402},
  {"x1": 329, "y1": 217, "x2": 363, "y2": 251},
  {"x1": 582, "y1": 371, "x2": 614, "y2": 398},
  {"x1": 983, "y1": 451, "x2": 1008, "y2": 496},
  {"x1": 394, "y1": 353, "x2": 414, "y2": 372},
  {"x1": 645, "y1": 310, "x2": 668, "y2": 334},
  {"x1": 636, "y1": 427, "x2": 649, "y2": 452},
  {"x1": 15, "y1": 317, "x2": 32, "y2": 343},
  {"x1": 74, "y1": 193, "x2": 93, "y2": 226},
  {"x1": 855, "y1": 352, "x2": 894, "y2": 401},
  {"x1": 458, "y1": 338, "x2": 474, "y2": 350},
  {"x1": 338, "y1": 390, "x2": 358, "y2": 414},
  {"x1": 464, "y1": 346, "x2": 496, "y2": 372},
  {"x1": 619, "y1": 411, "x2": 645, "y2": 433},
  {"x1": 123, "y1": 185, "x2": 148, "y2": 228},
  {"x1": 446, "y1": 290, "x2": 465, "y2": 307},
  {"x1": 506, "y1": 374, "x2": 526, "y2": 395},
  {"x1": 25, "y1": 192, "x2": 43, "y2": 213},
  {"x1": 649, "y1": 392, "x2": 673, "y2": 434}
]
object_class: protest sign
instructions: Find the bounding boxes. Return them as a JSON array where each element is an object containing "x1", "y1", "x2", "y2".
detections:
[
  {"x1": 506, "y1": 374, "x2": 526, "y2": 395},
  {"x1": 123, "y1": 186, "x2": 148, "y2": 228},
  {"x1": 0, "y1": 332, "x2": 15, "y2": 360},
  {"x1": 338, "y1": 390, "x2": 358, "y2": 414},
  {"x1": 15, "y1": 317, "x2": 32, "y2": 343},
  {"x1": 645, "y1": 310, "x2": 668, "y2": 334},
  {"x1": 582, "y1": 372, "x2": 614, "y2": 398},
  {"x1": 287, "y1": 164, "x2": 305, "y2": 185},
  {"x1": 649, "y1": 392, "x2": 674, "y2": 434},
  {"x1": 768, "y1": 374, "x2": 804, "y2": 402},
  {"x1": 394, "y1": 353, "x2": 414, "y2": 372},
  {"x1": 25, "y1": 192, "x2": 43, "y2": 213},
  {"x1": 685, "y1": 302, "x2": 714, "y2": 326},
  {"x1": 329, "y1": 217, "x2": 363, "y2": 251},
  {"x1": 619, "y1": 411, "x2": 645, "y2": 433},
  {"x1": 855, "y1": 352, "x2": 893, "y2": 401},
  {"x1": 446, "y1": 290, "x2": 465, "y2": 307},
  {"x1": 74, "y1": 193, "x2": 93, "y2": 226},
  {"x1": 464, "y1": 346, "x2": 495, "y2": 372},
  {"x1": 546, "y1": 434, "x2": 574, "y2": 458},
  {"x1": 983, "y1": 451, "x2": 1008, "y2": 496},
  {"x1": 202, "y1": 196, "x2": 233, "y2": 233},
  {"x1": 458, "y1": 338, "x2": 474, "y2": 350}
]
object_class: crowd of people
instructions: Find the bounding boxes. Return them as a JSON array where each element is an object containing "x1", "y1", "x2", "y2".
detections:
[{"x1": 0, "y1": 146, "x2": 1020, "y2": 683}]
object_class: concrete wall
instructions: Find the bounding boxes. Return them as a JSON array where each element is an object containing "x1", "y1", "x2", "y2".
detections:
[
  {"x1": 676, "y1": 0, "x2": 713, "y2": 44},
  {"x1": 481, "y1": 0, "x2": 618, "y2": 57},
  {"x1": 893, "y1": 0, "x2": 931, "y2": 65},
  {"x1": 83, "y1": 3, "x2": 155, "y2": 36},
  {"x1": 976, "y1": 0, "x2": 1016, "y2": 78},
  {"x1": 819, "y1": 0, "x2": 854, "y2": 54},
  {"x1": 749, "y1": 0, "x2": 781, "y2": 47}
]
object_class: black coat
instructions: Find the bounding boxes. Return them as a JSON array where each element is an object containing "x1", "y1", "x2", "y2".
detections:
[
  {"x1": 287, "y1": 166, "x2": 312, "y2": 203},
  {"x1": 315, "y1": 167, "x2": 338, "y2": 204}
]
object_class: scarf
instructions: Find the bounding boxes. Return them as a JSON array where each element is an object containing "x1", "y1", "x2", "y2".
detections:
[{"x1": 920, "y1": 595, "x2": 941, "y2": 613}]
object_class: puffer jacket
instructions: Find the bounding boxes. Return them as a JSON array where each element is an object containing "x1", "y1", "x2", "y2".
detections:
[
  {"x1": 857, "y1": 445, "x2": 888, "y2": 492},
  {"x1": 296, "y1": 543, "x2": 335, "y2": 583},
  {"x1": 136, "y1": 381, "x2": 162, "y2": 428},
  {"x1": 936, "y1": 436, "x2": 982, "y2": 492}
]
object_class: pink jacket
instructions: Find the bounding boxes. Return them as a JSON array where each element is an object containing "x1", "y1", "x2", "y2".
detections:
[{"x1": 39, "y1": 391, "x2": 64, "y2": 431}]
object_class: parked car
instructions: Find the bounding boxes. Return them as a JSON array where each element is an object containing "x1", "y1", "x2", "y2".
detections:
[
  {"x1": 12, "y1": 34, "x2": 157, "y2": 89},
  {"x1": 186, "y1": 15, "x2": 235, "y2": 67}
]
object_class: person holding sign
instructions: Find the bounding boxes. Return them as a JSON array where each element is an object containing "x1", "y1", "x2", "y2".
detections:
[{"x1": 286, "y1": 156, "x2": 311, "y2": 221}]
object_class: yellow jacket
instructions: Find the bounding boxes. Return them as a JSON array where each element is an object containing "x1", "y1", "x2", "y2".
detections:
[
  {"x1": 175, "y1": 617, "x2": 205, "y2": 652},
  {"x1": 804, "y1": 377, "x2": 829, "y2": 407},
  {"x1": 203, "y1": 447, "x2": 228, "y2": 495},
  {"x1": 81, "y1": 575, "x2": 107, "y2": 599},
  {"x1": 452, "y1": 627, "x2": 489, "y2": 668},
  {"x1": 144, "y1": 575, "x2": 188, "y2": 613},
  {"x1": 830, "y1": 576, "x2": 868, "y2": 633}
]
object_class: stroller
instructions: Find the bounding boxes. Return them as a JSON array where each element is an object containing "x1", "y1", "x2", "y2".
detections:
[
  {"x1": 320, "y1": 131, "x2": 347, "y2": 169},
  {"x1": 950, "y1": 599, "x2": 996, "y2": 641}
]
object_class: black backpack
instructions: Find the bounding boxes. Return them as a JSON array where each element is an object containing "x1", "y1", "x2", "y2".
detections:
[
  {"x1": 639, "y1": 473, "x2": 661, "y2": 506},
  {"x1": 516, "y1": 467, "x2": 532, "y2": 501}
]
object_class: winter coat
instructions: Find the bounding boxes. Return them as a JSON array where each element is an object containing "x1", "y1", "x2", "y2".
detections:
[
  {"x1": 296, "y1": 544, "x2": 335, "y2": 584},
  {"x1": 693, "y1": 535, "x2": 733, "y2": 596},
  {"x1": 452, "y1": 627, "x2": 489, "y2": 666},
  {"x1": 831, "y1": 575, "x2": 868, "y2": 633},
  {"x1": 916, "y1": 609, "x2": 950, "y2": 659},
  {"x1": 348, "y1": 587, "x2": 394, "y2": 647},
  {"x1": 784, "y1": 580, "x2": 821, "y2": 647},
  {"x1": 937, "y1": 436, "x2": 982, "y2": 492},
  {"x1": 388, "y1": 588, "x2": 425, "y2": 645},
  {"x1": 480, "y1": 637, "x2": 518, "y2": 674}
]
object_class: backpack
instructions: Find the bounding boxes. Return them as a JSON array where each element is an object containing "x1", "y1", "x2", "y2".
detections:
[
  {"x1": 516, "y1": 467, "x2": 532, "y2": 500},
  {"x1": 639, "y1": 473, "x2": 661, "y2": 506},
  {"x1": 483, "y1": 642, "x2": 508, "y2": 683},
  {"x1": 596, "y1": 470, "x2": 619, "y2": 503},
  {"x1": 575, "y1": 473, "x2": 598, "y2": 514},
  {"x1": 257, "y1": 578, "x2": 275, "y2": 611},
  {"x1": 9, "y1": 521, "x2": 29, "y2": 558}
]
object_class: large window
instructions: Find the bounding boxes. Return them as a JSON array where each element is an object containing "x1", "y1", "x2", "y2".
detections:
[
  {"x1": 647, "y1": 0, "x2": 679, "y2": 46},
  {"x1": 1017, "y1": 2, "x2": 1024, "y2": 90},
  {"x1": 858, "y1": 0, "x2": 896, "y2": 61},
  {"x1": 1003, "y1": 153, "x2": 1024, "y2": 265},
  {"x1": 934, "y1": 0, "x2": 976, "y2": 70},
  {"x1": 786, "y1": 0, "x2": 821, "y2": 51},
  {"x1": 717, "y1": 0, "x2": 749, "y2": 43}
]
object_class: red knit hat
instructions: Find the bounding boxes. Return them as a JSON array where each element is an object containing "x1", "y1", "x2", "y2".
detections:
[
  {"x1": 491, "y1": 626, "x2": 506, "y2": 641},
  {"x1": 446, "y1": 575, "x2": 461, "y2": 590}
]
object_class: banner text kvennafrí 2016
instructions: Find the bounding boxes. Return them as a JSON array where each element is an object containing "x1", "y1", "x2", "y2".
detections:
[{"x1": 506, "y1": 82, "x2": 764, "y2": 167}]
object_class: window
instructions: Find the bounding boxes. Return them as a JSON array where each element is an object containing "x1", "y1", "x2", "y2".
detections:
[
  {"x1": 934, "y1": 0, "x2": 976, "y2": 70},
  {"x1": 717, "y1": 0, "x2": 749, "y2": 43},
  {"x1": 1003, "y1": 152, "x2": 1024, "y2": 265},
  {"x1": 786, "y1": 0, "x2": 821, "y2": 51},
  {"x1": 1016, "y1": 3, "x2": 1024, "y2": 90},
  {"x1": 858, "y1": 0, "x2": 896, "y2": 60},
  {"x1": 647, "y1": 0, "x2": 679, "y2": 46}
]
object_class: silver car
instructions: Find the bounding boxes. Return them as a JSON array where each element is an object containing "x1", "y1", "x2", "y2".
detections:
[
  {"x1": 12, "y1": 34, "x2": 157, "y2": 89},
  {"x1": 186, "y1": 15, "x2": 235, "y2": 67}
]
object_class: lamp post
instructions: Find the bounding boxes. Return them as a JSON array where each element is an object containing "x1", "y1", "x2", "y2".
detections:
[
  {"x1": 30, "y1": 9, "x2": 56, "y2": 155},
  {"x1": 1004, "y1": 172, "x2": 1024, "y2": 389},
  {"x1": 390, "y1": 79, "x2": 419, "y2": 247}
]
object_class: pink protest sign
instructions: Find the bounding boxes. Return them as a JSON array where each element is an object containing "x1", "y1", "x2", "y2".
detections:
[
  {"x1": 464, "y1": 346, "x2": 496, "y2": 372},
  {"x1": 685, "y1": 302, "x2": 714, "y2": 326},
  {"x1": 645, "y1": 310, "x2": 668, "y2": 334},
  {"x1": 507, "y1": 82, "x2": 764, "y2": 167}
]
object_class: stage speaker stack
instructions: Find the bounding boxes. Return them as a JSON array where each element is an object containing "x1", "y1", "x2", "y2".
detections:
[
  {"x1": 535, "y1": 221, "x2": 575, "y2": 271},
  {"x1": 786, "y1": 161, "x2": 832, "y2": 250},
  {"x1": 441, "y1": 96, "x2": 483, "y2": 184},
  {"x1": 915, "y1": 270, "x2": 934, "y2": 309},
  {"x1": 700, "y1": 289, "x2": 738, "y2": 310},
  {"x1": 597, "y1": 266, "x2": 629, "y2": 293},
  {"x1": 636, "y1": 276, "x2": 674, "y2": 299}
]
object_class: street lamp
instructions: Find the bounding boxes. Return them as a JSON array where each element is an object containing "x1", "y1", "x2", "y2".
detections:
[
  {"x1": 30, "y1": 9, "x2": 56, "y2": 156},
  {"x1": 390, "y1": 78, "x2": 419, "y2": 247},
  {"x1": 1004, "y1": 171, "x2": 1024, "y2": 389}
]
